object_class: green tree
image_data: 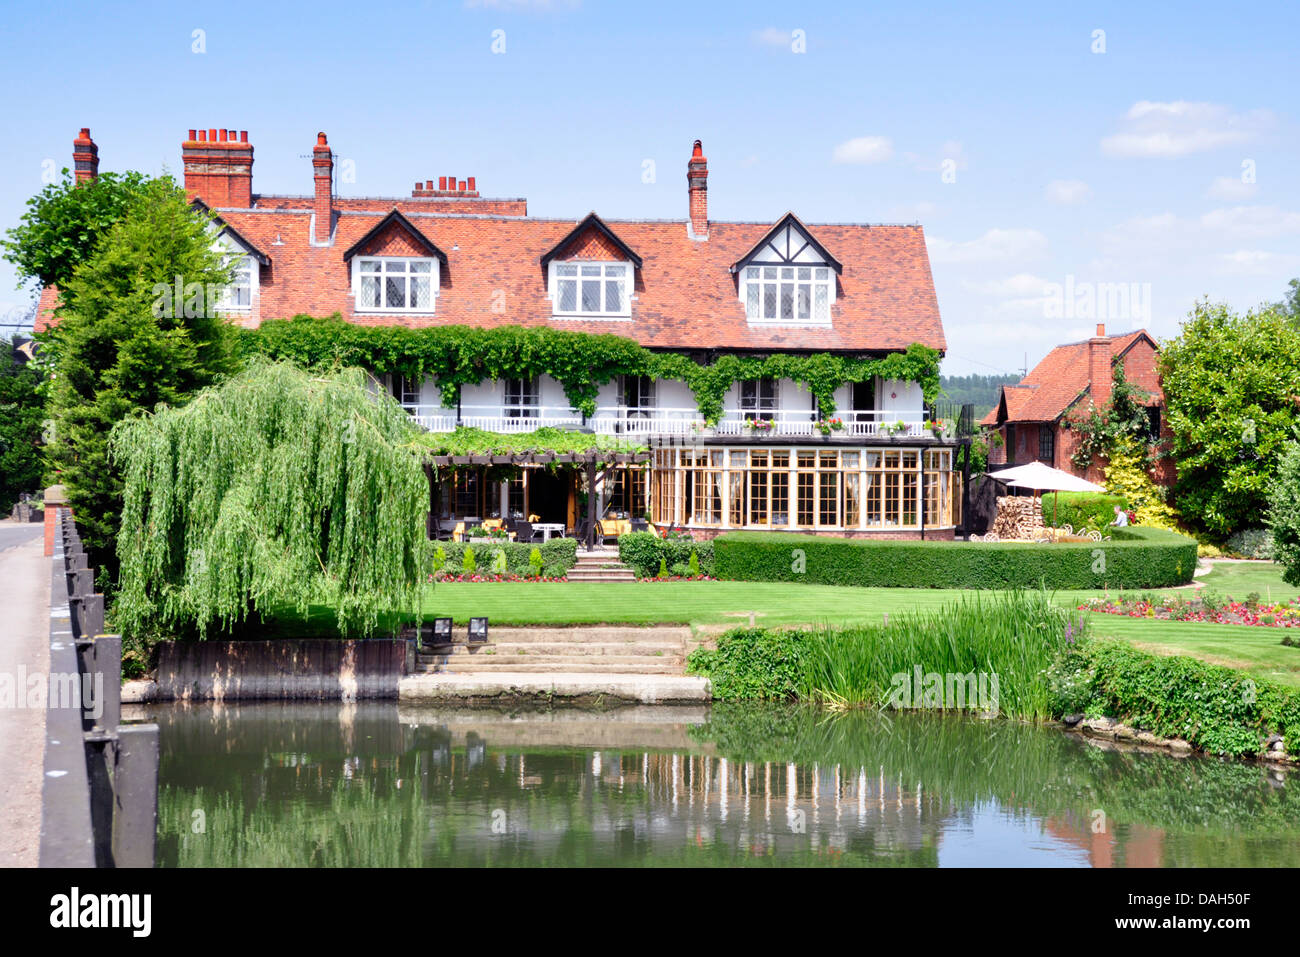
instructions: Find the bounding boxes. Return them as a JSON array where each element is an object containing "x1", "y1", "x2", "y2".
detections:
[
  {"x1": 1158, "y1": 299, "x2": 1300, "y2": 538},
  {"x1": 112, "y1": 361, "x2": 427, "y2": 646},
  {"x1": 41, "y1": 177, "x2": 237, "y2": 575},
  {"x1": 1268, "y1": 278, "x2": 1300, "y2": 322},
  {"x1": 1269, "y1": 442, "x2": 1300, "y2": 586},
  {"x1": 0, "y1": 337, "x2": 46, "y2": 512},
  {"x1": 2, "y1": 170, "x2": 152, "y2": 297}
]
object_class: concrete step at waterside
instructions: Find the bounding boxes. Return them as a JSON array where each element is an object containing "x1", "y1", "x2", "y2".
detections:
[{"x1": 411, "y1": 625, "x2": 693, "y2": 676}]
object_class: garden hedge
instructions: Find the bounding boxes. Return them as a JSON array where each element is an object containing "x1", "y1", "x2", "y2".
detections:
[
  {"x1": 1038, "y1": 492, "x2": 1127, "y2": 532},
  {"x1": 430, "y1": 538, "x2": 577, "y2": 578},
  {"x1": 712, "y1": 526, "x2": 1197, "y2": 590},
  {"x1": 618, "y1": 532, "x2": 715, "y2": 578}
]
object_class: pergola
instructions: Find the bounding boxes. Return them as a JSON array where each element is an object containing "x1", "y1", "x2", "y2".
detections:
[{"x1": 420, "y1": 448, "x2": 652, "y2": 550}]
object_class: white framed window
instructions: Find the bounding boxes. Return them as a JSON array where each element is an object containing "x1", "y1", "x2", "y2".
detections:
[
  {"x1": 743, "y1": 265, "x2": 832, "y2": 323},
  {"x1": 218, "y1": 254, "x2": 255, "y2": 312},
  {"x1": 740, "y1": 378, "x2": 779, "y2": 421},
  {"x1": 354, "y1": 257, "x2": 437, "y2": 313},
  {"x1": 549, "y1": 261, "x2": 631, "y2": 318}
]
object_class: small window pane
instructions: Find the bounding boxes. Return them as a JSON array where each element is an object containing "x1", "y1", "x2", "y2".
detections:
[
  {"x1": 763, "y1": 266, "x2": 777, "y2": 279},
  {"x1": 558, "y1": 264, "x2": 578, "y2": 276},
  {"x1": 605, "y1": 278, "x2": 623, "y2": 312},
  {"x1": 746, "y1": 266, "x2": 759, "y2": 280},
  {"x1": 815, "y1": 267, "x2": 829, "y2": 280},
  {"x1": 780, "y1": 283, "x2": 794, "y2": 319},
  {"x1": 360, "y1": 259, "x2": 379, "y2": 273},
  {"x1": 814, "y1": 285, "x2": 828, "y2": 320},
  {"x1": 797, "y1": 267, "x2": 811, "y2": 280},
  {"x1": 412, "y1": 277, "x2": 431, "y2": 309},
  {"x1": 780, "y1": 267, "x2": 794, "y2": 280},
  {"x1": 581, "y1": 279, "x2": 601, "y2": 312},
  {"x1": 385, "y1": 277, "x2": 406, "y2": 308},
  {"x1": 581, "y1": 264, "x2": 602, "y2": 276},
  {"x1": 386, "y1": 260, "x2": 407, "y2": 273},
  {"x1": 797, "y1": 285, "x2": 811, "y2": 319},
  {"x1": 763, "y1": 284, "x2": 777, "y2": 319},
  {"x1": 558, "y1": 279, "x2": 577, "y2": 312},
  {"x1": 410, "y1": 261, "x2": 432, "y2": 273},
  {"x1": 746, "y1": 282, "x2": 760, "y2": 317},
  {"x1": 361, "y1": 276, "x2": 381, "y2": 307}
]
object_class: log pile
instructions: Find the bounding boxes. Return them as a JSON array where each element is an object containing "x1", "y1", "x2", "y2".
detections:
[{"x1": 992, "y1": 496, "x2": 1046, "y2": 540}]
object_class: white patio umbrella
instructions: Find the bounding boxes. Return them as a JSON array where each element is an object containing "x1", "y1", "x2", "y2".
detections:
[{"x1": 988, "y1": 461, "x2": 1105, "y2": 526}]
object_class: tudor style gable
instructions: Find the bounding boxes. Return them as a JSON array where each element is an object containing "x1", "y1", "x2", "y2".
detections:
[{"x1": 731, "y1": 212, "x2": 842, "y2": 326}]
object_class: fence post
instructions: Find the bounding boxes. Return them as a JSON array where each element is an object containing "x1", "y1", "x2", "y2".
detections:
[{"x1": 112, "y1": 725, "x2": 160, "y2": 869}]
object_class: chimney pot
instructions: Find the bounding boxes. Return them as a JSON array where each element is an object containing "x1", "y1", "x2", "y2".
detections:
[
  {"x1": 316, "y1": 132, "x2": 328, "y2": 147},
  {"x1": 198, "y1": 129, "x2": 207, "y2": 141},
  {"x1": 439, "y1": 176, "x2": 447, "y2": 190},
  {"x1": 426, "y1": 180, "x2": 433, "y2": 191},
  {"x1": 209, "y1": 128, "x2": 218, "y2": 141},
  {"x1": 188, "y1": 129, "x2": 197, "y2": 141},
  {"x1": 468, "y1": 177, "x2": 476, "y2": 191},
  {"x1": 240, "y1": 130, "x2": 248, "y2": 142},
  {"x1": 1096, "y1": 322, "x2": 1106, "y2": 337},
  {"x1": 458, "y1": 180, "x2": 466, "y2": 192},
  {"x1": 219, "y1": 129, "x2": 228, "y2": 142},
  {"x1": 72, "y1": 127, "x2": 99, "y2": 185}
]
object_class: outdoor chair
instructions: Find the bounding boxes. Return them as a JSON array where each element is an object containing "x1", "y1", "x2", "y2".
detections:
[{"x1": 514, "y1": 521, "x2": 543, "y2": 543}]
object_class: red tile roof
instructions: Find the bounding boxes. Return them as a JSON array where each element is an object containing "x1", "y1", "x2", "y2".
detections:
[
  {"x1": 39, "y1": 195, "x2": 946, "y2": 355},
  {"x1": 980, "y1": 330, "x2": 1152, "y2": 426}
]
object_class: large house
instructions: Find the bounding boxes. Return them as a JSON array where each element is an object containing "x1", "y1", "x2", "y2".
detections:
[
  {"x1": 981, "y1": 323, "x2": 1173, "y2": 486},
  {"x1": 41, "y1": 127, "x2": 961, "y2": 539}
]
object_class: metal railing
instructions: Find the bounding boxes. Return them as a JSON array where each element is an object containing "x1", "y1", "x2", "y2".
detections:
[
  {"x1": 403, "y1": 404, "x2": 931, "y2": 438},
  {"x1": 40, "y1": 508, "x2": 159, "y2": 868}
]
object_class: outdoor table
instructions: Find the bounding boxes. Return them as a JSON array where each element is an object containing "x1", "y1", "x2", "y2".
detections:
[
  {"x1": 601, "y1": 518, "x2": 631, "y2": 538},
  {"x1": 533, "y1": 523, "x2": 566, "y2": 542}
]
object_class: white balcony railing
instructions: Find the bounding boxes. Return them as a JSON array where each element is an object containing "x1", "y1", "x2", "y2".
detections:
[{"x1": 403, "y1": 404, "x2": 930, "y2": 438}]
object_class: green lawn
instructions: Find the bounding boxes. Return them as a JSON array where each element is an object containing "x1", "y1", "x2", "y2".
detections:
[{"x1": 415, "y1": 559, "x2": 1300, "y2": 686}]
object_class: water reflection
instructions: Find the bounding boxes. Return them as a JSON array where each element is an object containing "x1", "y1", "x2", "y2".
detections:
[{"x1": 142, "y1": 701, "x2": 1300, "y2": 868}]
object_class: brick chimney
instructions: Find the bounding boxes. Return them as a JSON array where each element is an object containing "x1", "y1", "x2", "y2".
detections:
[
  {"x1": 1088, "y1": 322, "x2": 1111, "y2": 407},
  {"x1": 312, "y1": 132, "x2": 334, "y2": 245},
  {"x1": 411, "y1": 175, "x2": 479, "y2": 198},
  {"x1": 687, "y1": 139, "x2": 708, "y2": 240},
  {"x1": 182, "y1": 129, "x2": 253, "y2": 207},
  {"x1": 72, "y1": 128, "x2": 98, "y2": 184}
]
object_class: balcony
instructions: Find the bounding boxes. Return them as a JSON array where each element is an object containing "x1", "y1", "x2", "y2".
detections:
[{"x1": 404, "y1": 405, "x2": 932, "y2": 439}]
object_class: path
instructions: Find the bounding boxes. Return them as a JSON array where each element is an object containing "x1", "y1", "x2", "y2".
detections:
[{"x1": 0, "y1": 521, "x2": 50, "y2": 867}]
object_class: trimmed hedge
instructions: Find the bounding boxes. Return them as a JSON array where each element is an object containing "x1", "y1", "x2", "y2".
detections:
[
  {"x1": 712, "y1": 527, "x2": 1197, "y2": 590},
  {"x1": 1039, "y1": 492, "x2": 1127, "y2": 532},
  {"x1": 430, "y1": 538, "x2": 577, "y2": 579},
  {"x1": 618, "y1": 532, "x2": 714, "y2": 578}
]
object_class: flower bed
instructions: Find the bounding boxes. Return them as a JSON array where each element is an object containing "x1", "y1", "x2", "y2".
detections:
[
  {"x1": 1079, "y1": 594, "x2": 1300, "y2": 628},
  {"x1": 429, "y1": 572, "x2": 568, "y2": 583}
]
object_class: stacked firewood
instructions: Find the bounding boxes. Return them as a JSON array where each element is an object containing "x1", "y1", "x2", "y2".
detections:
[{"x1": 992, "y1": 496, "x2": 1045, "y2": 540}]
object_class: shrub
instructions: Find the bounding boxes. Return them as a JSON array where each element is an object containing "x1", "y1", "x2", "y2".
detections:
[
  {"x1": 713, "y1": 527, "x2": 1196, "y2": 590},
  {"x1": 490, "y1": 548, "x2": 508, "y2": 574},
  {"x1": 669, "y1": 562, "x2": 690, "y2": 578},
  {"x1": 657, "y1": 556, "x2": 668, "y2": 579},
  {"x1": 528, "y1": 546, "x2": 544, "y2": 579},
  {"x1": 462, "y1": 547, "x2": 477, "y2": 574},
  {"x1": 432, "y1": 544, "x2": 447, "y2": 574},
  {"x1": 1039, "y1": 492, "x2": 1127, "y2": 532},
  {"x1": 688, "y1": 551, "x2": 701, "y2": 577},
  {"x1": 1267, "y1": 442, "x2": 1300, "y2": 585},
  {"x1": 685, "y1": 628, "x2": 809, "y2": 700},
  {"x1": 1226, "y1": 528, "x2": 1276, "y2": 561},
  {"x1": 618, "y1": 531, "x2": 714, "y2": 578},
  {"x1": 432, "y1": 538, "x2": 576, "y2": 579},
  {"x1": 1078, "y1": 641, "x2": 1300, "y2": 756}
]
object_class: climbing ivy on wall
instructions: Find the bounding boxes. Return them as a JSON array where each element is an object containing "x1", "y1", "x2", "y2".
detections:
[{"x1": 239, "y1": 316, "x2": 941, "y2": 424}]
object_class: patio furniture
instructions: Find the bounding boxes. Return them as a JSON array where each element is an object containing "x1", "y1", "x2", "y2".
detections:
[
  {"x1": 514, "y1": 521, "x2": 543, "y2": 543},
  {"x1": 533, "y1": 522, "x2": 566, "y2": 542}
]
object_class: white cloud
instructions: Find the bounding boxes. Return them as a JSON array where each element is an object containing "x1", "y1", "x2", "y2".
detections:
[
  {"x1": 926, "y1": 228, "x2": 1049, "y2": 264},
  {"x1": 1200, "y1": 205, "x2": 1300, "y2": 240},
  {"x1": 1045, "y1": 179, "x2": 1091, "y2": 205},
  {"x1": 752, "y1": 27, "x2": 790, "y2": 47},
  {"x1": 1217, "y1": 250, "x2": 1300, "y2": 276},
  {"x1": 1207, "y1": 176, "x2": 1258, "y2": 201},
  {"x1": 1100, "y1": 101, "x2": 1274, "y2": 158},
  {"x1": 832, "y1": 136, "x2": 894, "y2": 164},
  {"x1": 963, "y1": 273, "x2": 1054, "y2": 298}
]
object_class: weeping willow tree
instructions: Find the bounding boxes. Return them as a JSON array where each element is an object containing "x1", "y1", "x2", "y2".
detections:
[{"x1": 112, "y1": 360, "x2": 428, "y2": 641}]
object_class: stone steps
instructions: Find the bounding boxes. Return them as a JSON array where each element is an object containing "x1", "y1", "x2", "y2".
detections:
[
  {"x1": 566, "y1": 549, "x2": 637, "y2": 582},
  {"x1": 411, "y1": 625, "x2": 691, "y2": 676}
]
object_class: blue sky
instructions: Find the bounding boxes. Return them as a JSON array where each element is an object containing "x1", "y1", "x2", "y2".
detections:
[{"x1": 1, "y1": 0, "x2": 1296, "y2": 374}]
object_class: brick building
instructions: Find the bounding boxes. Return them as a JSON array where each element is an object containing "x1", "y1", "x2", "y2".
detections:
[
  {"x1": 981, "y1": 323, "x2": 1173, "y2": 486},
  {"x1": 40, "y1": 127, "x2": 961, "y2": 539}
]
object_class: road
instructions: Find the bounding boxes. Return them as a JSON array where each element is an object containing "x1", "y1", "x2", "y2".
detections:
[{"x1": 0, "y1": 520, "x2": 50, "y2": 867}]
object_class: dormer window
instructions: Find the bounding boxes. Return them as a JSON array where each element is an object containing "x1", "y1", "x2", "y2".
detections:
[
  {"x1": 744, "y1": 266, "x2": 832, "y2": 323},
  {"x1": 355, "y1": 257, "x2": 436, "y2": 312},
  {"x1": 550, "y1": 261, "x2": 630, "y2": 318},
  {"x1": 218, "y1": 254, "x2": 255, "y2": 311},
  {"x1": 733, "y1": 212, "x2": 842, "y2": 326}
]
